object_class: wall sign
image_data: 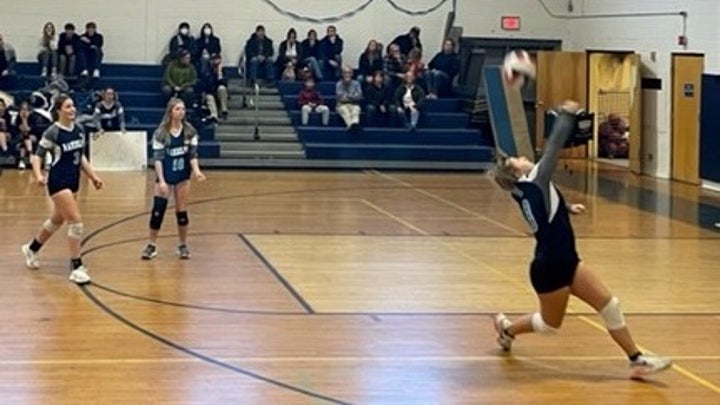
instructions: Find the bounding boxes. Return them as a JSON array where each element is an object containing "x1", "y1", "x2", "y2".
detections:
[
  {"x1": 684, "y1": 83, "x2": 695, "y2": 97},
  {"x1": 501, "y1": 16, "x2": 521, "y2": 31}
]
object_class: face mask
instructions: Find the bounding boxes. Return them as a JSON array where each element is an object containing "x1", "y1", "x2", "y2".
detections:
[
  {"x1": 203, "y1": 28, "x2": 212, "y2": 36},
  {"x1": 180, "y1": 28, "x2": 189, "y2": 36}
]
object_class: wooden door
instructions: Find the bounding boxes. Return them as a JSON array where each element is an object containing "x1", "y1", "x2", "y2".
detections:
[
  {"x1": 671, "y1": 53, "x2": 704, "y2": 184},
  {"x1": 627, "y1": 53, "x2": 642, "y2": 174}
]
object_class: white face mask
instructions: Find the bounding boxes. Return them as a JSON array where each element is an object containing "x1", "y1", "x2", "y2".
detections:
[
  {"x1": 203, "y1": 28, "x2": 212, "y2": 36},
  {"x1": 180, "y1": 28, "x2": 189, "y2": 36}
]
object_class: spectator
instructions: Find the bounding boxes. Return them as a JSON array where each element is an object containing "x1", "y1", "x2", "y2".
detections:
[
  {"x1": 391, "y1": 26, "x2": 422, "y2": 57},
  {"x1": 11, "y1": 101, "x2": 36, "y2": 169},
  {"x1": 93, "y1": 87, "x2": 126, "y2": 132},
  {"x1": 276, "y1": 28, "x2": 301, "y2": 81},
  {"x1": 300, "y1": 29, "x2": 323, "y2": 81},
  {"x1": 38, "y1": 22, "x2": 58, "y2": 77},
  {"x1": 357, "y1": 39, "x2": 383, "y2": 87},
  {"x1": 394, "y1": 71, "x2": 425, "y2": 131},
  {"x1": 405, "y1": 48, "x2": 425, "y2": 85},
  {"x1": 298, "y1": 77, "x2": 329, "y2": 126},
  {"x1": 201, "y1": 54, "x2": 228, "y2": 122},
  {"x1": 383, "y1": 43, "x2": 406, "y2": 92},
  {"x1": 599, "y1": 113, "x2": 629, "y2": 158},
  {"x1": 244, "y1": 25, "x2": 274, "y2": 86},
  {"x1": 79, "y1": 22, "x2": 104, "y2": 78},
  {"x1": 320, "y1": 25, "x2": 343, "y2": 81},
  {"x1": 426, "y1": 38, "x2": 460, "y2": 98},
  {"x1": 365, "y1": 71, "x2": 395, "y2": 127},
  {"x1": 0, "y1": 98, "x2": 10, "y2": 156},
  {"x1": 0, "y1": 34, "x2": 17, "y2": 89},
  {"x1": 335, "y1": 66, "x2": 362, "y2": 132},
  {"x1": 162, "y1": 50, "x2": 197, "y2": 106},
  {"x1": 195, "y1": 22, "x2": 221, "y2": 77},
  {"x1": 167, "y1": 22, "x2": 195, "y2": 63},
  {"x1": 57, "y1": 23, "x2": 81, "y2": 77}
]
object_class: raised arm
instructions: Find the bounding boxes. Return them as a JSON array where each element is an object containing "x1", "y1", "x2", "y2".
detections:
[{"x1": 534, "y1": 101, "x2": 579, "y2": 184}]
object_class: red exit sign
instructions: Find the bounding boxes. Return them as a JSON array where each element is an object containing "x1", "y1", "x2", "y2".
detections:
[{"x1": 501, "y1": 16, "x2": 521, "y2": 31}]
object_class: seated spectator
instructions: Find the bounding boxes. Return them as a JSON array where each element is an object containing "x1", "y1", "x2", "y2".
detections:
[
  {"x1": 335, "y1": 66, "x2": 362, "y2": 132},
  {"x1": 405, "y1": 48, "x2": 425, "y2": 85},
  {"x1": 167, "y1": 22, "x2": 195, "y2": 64},
  {"x1": 0, "y1": 34, "x2": 17, "y2": 90},
  {"x1": 201, "y1": 54, "x2": 228, "y2": 122},
  {"x1": 383, "y1": 43, "x2": 406, "y2": 93},
  {"x1": 357, "y1": 40, "x2": 383, "y2": 87},
  {"x1": 391, "y1": 26, "x2": 422, "y2": 57},
  {"x1": 0, "y1": 98, "x2": 10, "y2": 156},
  {"x1": 320, "y1": 25, "x2": 343, "y2": 81},
  {"x1": 93, "y1": 87, "x2": 126, "y2": 132},
  {"x1": 244, "y1": 25, "x2": 274, "y2": 86},
  {"x1": 426, "y1": 38, "x2": 460, "y2": 98},
  {"x1": 276, "y1": 28, "x2": 301, "y2": 81},
  {"x1": 299, "y1": 29, "x2": 323, "y2": 81},
  {"x1": 195, "y1": 22, "x2": 221, "y2": 77},
  {"x1": 11, "y1": 101, "x2": 36, "y2": 169},
  {"x1": 58, "y1": 23, "x2": 81, "y2": 77},
  {"x1": 38, "y1": 22, "x2": 58, "y2": 77},
  {"x1": 394, "y1": 71, "x2": 425, "y2": 131},
  {"x1": 298, "y1": 78, "x2": 329, "y2": 126},
  {"x1": 162, "y1": 50, "x2": 197, "y2": 106},
  {"x1": 365, "y1": 71, "x2": 395, "y2": 127},
  {"x1": 79, "y1": 22, "x2": 103, "y2": 77},
  {"x1": 598, "y1": 113, "x2": 629, "y2": 158}
]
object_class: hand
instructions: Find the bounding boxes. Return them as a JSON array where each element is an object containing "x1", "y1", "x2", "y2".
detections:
[
  {"x1": 91, "y1": 176, "x2": 104, "y2": 190},
  {"x1": 158, "y1": 181, "x2": 169, "y2": 195},
  {"x1": 193, "y1": 171, "x2": 207, "y2": 182},
  {"x1": 1, "y1": 70, "x2": 8, "y2": 77},
  {"x1": 35, "y1": 174, "x2": 47, "y2": 187},
  {"x1": 81, "y1": 37, "x2": 90, "y2": 44},
  {"x1": 380, "y1": 105, "x2": 386, "y2": 113},
  {"x1": 568, "y1": 203, "x2": 586, "y2": 215}
]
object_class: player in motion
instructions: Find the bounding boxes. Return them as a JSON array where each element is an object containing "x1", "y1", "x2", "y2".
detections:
[
  {"x1": 21, "y1": 94, "x2": 104, "y2": 284},
  {"x1": 492, "y1": 100, "x2": 671, "y2": 378},
  {"x1": 141, "y1": 98, "x2": 206, "y2": 260}
]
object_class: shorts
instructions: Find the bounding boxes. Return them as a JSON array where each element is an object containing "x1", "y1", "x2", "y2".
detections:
[
  {"x1": 48, "y1": 179, "x2": 79, "y2": 196},
  {"x1": 529, "y1": 258, "x2": 580, "y2": 294},
  {"x1": 156, "y1": 175, "x2": 190, "y2": 186}
]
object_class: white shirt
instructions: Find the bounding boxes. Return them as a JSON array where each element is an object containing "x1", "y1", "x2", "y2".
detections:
[
  {"x1": 403, "y1": 86, "x2": 414, "y2": 107},
  {"x1": 286, "y1": 42, "x2": 298, "y2": 58}
]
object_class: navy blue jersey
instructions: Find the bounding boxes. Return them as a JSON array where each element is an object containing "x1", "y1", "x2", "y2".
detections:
[
  {"x1": 36, "y1": 123, "x2": 85, "y2": 194},
  {"x1": 93, "y1": 101, "x2": 125, "y2": 131},
  {"x1": 152, "y1": 124, "x2": 198, "y2": 185}
]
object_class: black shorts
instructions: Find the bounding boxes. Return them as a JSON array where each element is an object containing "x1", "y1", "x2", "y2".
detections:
[
  {"x1": 529, "y1": 258, "x2": 580, "y2": 294},
  {"x1": 48, "y1": 180, "x2": 79, "y2": 196}
]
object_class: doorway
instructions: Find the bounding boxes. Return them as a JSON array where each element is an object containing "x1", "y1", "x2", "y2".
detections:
[{"x1": 671, "y1": 53, "x2": 704, "y2": 184}]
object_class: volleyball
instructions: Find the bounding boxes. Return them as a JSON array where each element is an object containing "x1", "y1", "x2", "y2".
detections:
[{"x1": 503, "y1": 50, "x2": 536, "y2": 89}]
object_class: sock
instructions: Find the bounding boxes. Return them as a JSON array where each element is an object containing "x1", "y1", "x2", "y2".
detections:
[
  {"x1": 70, "y1": 258, "x2": 83, "y2": 270},
  {"x1": 629, "y1": 352, "x2": 642, "y2": 362},
  {"x1": 29, "y1": 239, "x2": 43, "y2": 252}
]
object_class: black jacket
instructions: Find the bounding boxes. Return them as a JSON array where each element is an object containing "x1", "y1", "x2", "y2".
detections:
[
  {"x1": 195, "y1": 35, "x2": 221, "y2": 59},
  {"x1": 58, "y1": 33, "x2": 82, "y2": 56},
  {"x1": 357, "y1": 52, "x2": 384, "y2": 77},
  {"x1": 365, "y1": 83, "x2": 393, "y2": 108},
  {"x1": 300, "y1": 39, "x2": 321, "y2": 60},
  {"x1": 320, "y1": 35, "x2": 343, "y2": 60},
  {"x1": 394, "y1": 84, "x2": 425, "y2": 109},
  {"x1": 391, "y1": 33, "x2": 422, "y2": 56},
  {"x1": 276, "y1": 40, "x2": 302, "y2": 66},
  {"x1": 428, "y1": 51, "x2": 459, "y2": 78},
  {"x1": 169, "y1": 33, "x2": 195, "y2": 59},
  {"x1": 245, "y1": 34, "x2": 273, "y2": 59}
]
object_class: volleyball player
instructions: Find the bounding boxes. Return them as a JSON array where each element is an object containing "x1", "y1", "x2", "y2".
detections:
[
  {"x1": 141, "y1": 98, "x2": 206, "y2": 260},
  {"x1": 21, "y1": 94, "x2": 104, "y2": 285},
  {"x1": 491, "y1": 100, "x2": 672, "y2": 378}
]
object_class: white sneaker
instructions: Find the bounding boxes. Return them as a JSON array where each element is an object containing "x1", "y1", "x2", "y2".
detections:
[
  {"x1": 21, "y1": 244, "x2": 40, "y2": 269},
  {"x1": 92, "y1": 69, "x2": 100, "y2": 78},
  {"x1": 80, "y1": 69, "x2": 89, "y2": 76},
  {"x1": 69, "y1": 266, "x2": 91, "y2": 285},
  {"x1": 41, "y1": 67, "x2": 48, "y2": 77},
  {"x1": 494, "y1": 313, "x2": 514, "y2": 351},
  {"x1": 630, "y1": 354, "x2": 672, "y2": 379},
  {"x1": 18, "y1": 160, "x2": 26, "y2": 170}
]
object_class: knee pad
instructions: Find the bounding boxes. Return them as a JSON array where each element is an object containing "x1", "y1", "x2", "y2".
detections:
[
  {"x1": 599, "y1": 296, "x2": 626, "y2": 330},
  {"x1": 176, "y1": 211, "x2": 189, "y2": 227},
  {"x1": 149, "y1": 197, "x2": 168, "y2": 231},
  {"x1": 67, "y1": 222, "x2": 84, "y2": 239},
  {"x1": 42, "y1": 219, "x2": 62, "y2": 233},
  {"x1": 531, "y1": 312, "x2": 559, "y2": 335}
]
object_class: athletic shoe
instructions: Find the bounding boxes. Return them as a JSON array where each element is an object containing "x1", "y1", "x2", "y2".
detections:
[
  {"x1": 494, "y1": 313, "x2": 514, "y2": 351},
  {"x1": 178, "y1": 244, "x2": 191, "y2": 260},
  {"x1": 21, "y1": 244, "x2": 40, "y2": 269},
  {"x1": 141, "y1": 244, "x2": 157, "y2": 260},
  {"x1": 69, "y1": 266, "x2": 91, "y2": 285},
  {"x1": 630, "y1": 354, "x2": 672, "y2": 379},
  {"x1": 18, "y1": 160, "x2": 26, "y2": 170}
]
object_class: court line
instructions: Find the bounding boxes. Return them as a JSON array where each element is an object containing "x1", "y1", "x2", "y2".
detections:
[
  {"x1": 361, "y1": 200, "x2": 428, "y2": 235},
  {"x1": 368, "y1": 169, "x2": 527, "y2": 237},
  {"x1": 239, "y1": 234, "x2": 315, "y2": 314},
  {"x1": 4, "y1": 354, "x2": 720, "y2": 366}
]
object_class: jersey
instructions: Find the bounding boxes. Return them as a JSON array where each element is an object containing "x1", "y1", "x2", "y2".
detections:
[
  {"x1": 36, "y1": 122, "x2": 85, "y2": 195},
  {"x1": 94, "y1": 101, "x2": 125, "y2": 131},
  {"x1": 152, "y1": 124, "x2": 198, "y2": 185}
]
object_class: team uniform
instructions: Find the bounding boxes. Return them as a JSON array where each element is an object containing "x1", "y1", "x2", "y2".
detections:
[
  {"x1": 152, "y1": 123, "x2": 198, "y2": 185},
  {"x1": 93, "y1": 101, "x2": 125, "y2": 131},
  {"x1": 36, "y1": 122, "x2": 86, "y2": 196}
]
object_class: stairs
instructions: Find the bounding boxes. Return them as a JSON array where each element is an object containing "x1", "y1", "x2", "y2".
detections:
[{"x1": 210, "y1": 82, "x2": 305, "y2": 166}]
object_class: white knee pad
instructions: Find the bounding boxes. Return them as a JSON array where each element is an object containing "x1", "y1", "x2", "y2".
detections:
[
  {"x1": 531, "y1": 312, "x2": 559, "y2": 335},
  {"x1": 42, "y1": 219, "x2": 61, "y2": 233},
  {"x1": 599, "y1": 296, "x2": 626, "y2": 330},
  {"x1": 67, "y1": 222, "x2": 84, "y2": 239}
]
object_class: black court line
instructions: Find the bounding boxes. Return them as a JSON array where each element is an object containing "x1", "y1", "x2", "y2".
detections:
[
  {"x1": 238, "y1": 234, "x2": 315, "y2": 314},
  {"x1": 79, "y1": 285, "x2": 351, "y2": 405}
]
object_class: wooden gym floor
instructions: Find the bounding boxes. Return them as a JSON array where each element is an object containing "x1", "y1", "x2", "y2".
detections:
[{"x1": 0, "y1": 162, "x2": 718, "y2": 404}]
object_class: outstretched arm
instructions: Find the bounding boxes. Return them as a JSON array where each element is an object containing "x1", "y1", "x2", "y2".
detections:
[{"x1": 534, "y1": 101, "x2": 579, "y2": 184}]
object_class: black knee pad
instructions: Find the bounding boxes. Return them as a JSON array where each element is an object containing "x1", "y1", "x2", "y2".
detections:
[
  {"x1": 149, "y1": 197, "x2": 168, "y2": 230},
  {"x1": 176, "y1": 211, "x2": 189, "y2": 227}
]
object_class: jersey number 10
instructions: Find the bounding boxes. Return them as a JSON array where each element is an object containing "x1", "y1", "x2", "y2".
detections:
[{"x1": 172, "y1": 157, "x2": 185, "y2": 172}]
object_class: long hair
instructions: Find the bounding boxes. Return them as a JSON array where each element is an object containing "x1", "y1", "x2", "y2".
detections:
[
  {"x1": 491, "y1": 153, "x2": 519, "y2": 191},
  {"x1": 42, "y1": 22, "x2": 55, "y2": 45},
  {"x1": 51, "y1": 93, "x2": 73, "y2": 122},
  {"x1": 159, "y1": 97, "x2": 186, "y2": 132}
]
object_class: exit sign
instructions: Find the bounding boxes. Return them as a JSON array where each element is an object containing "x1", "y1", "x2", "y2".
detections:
[{"x1": 501, "y1": 16, "x2": 521, "y2": 31}]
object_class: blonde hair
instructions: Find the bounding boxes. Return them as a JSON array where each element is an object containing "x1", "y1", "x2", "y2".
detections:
[
  {"x1": 160, "y1": 98, "x2": 186, "y2": 133},
  {"x1": 491, "y1": 154, "x2": 519, "y2": 191}
]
